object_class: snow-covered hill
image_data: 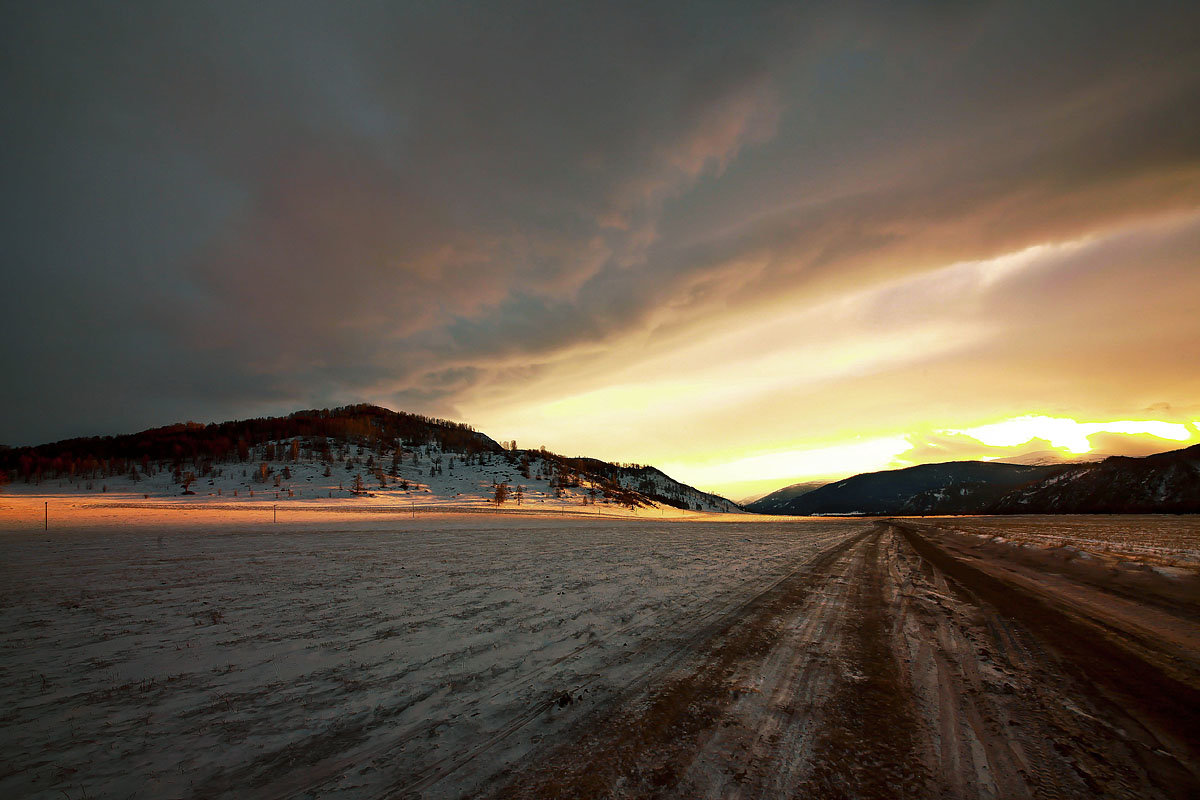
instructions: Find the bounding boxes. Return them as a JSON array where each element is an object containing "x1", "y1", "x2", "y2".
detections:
[{"x1": 0, "y1": 406, "x2": 741, "y2": 514}]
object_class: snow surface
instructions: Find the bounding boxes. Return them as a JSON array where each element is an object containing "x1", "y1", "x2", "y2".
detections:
[
  {"x1": 0, "y1": 515, "x2": 855, "y2": 798},
  {"x1": 938, "y1": 515, "x2": 1200, "y2": 566},
  {"x1": 0, "y1": 439, "x2": 740, "y2": 515}
]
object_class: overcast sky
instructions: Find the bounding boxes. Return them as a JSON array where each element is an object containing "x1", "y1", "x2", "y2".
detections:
[{"x1": 3, "y1": 1, "x2": 1199, "y2": 497}]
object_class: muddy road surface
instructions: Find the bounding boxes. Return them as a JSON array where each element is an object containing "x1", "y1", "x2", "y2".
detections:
[{"x1": 472, "y1": 521, "x2": 1200, "y2": 800}]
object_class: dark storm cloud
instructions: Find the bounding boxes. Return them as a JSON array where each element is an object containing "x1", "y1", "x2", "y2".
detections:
[{"x1": 1, "y1": 1, "x2": 1198, "y2": 443}]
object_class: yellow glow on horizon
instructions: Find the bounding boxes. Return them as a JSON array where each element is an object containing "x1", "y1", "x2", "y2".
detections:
[
  {"x1": 663, "y1": 435, "x2": 914, "y2": 489},
  {"x1": 669, "y1": 414, "x2": 1198, "y2": 499},
  {"x1": 940, "y1": 415, "x2": 1191, "y2": 454},
  {"x1": 451, "y1": 212, "x2": 1200, "y2": 500}
]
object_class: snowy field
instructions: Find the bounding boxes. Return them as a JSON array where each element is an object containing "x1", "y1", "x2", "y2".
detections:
[
  {"x1": 0, "y1": 515, "x2": 858, "y2": 799},
  {"x1": 921, "y1": 514, "x2": 1200, "y2": 566}
]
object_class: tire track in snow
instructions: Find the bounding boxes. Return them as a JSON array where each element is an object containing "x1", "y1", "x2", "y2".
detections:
[{"x1": 478, "y1": 527, "x2": 876, "y2": 799}]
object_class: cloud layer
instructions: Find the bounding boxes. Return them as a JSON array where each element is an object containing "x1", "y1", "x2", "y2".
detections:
[{"x1": 2, "y1": 1, "x2": 1198, "y2": 495}]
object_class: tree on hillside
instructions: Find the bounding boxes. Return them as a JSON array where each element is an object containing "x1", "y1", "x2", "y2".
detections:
[{"x1": 493, "y1": 482, "x2": 509, "y2": 505}]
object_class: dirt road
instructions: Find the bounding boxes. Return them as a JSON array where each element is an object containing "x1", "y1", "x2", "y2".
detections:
[{"x1": 477, "y1": 521, "x2": 1200, "y2": 799}]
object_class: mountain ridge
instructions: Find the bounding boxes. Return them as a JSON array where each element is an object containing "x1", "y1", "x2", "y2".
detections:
[{"x1": 747, "y1": 445, "x2": 1200, "y2": 516}]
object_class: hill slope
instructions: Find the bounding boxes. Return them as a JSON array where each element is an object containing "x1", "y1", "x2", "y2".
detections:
[
  {"x1": 0, "y1": 405, "x2": 740, "y2": 513},
  {"x1": 991, "y1": 444, "x2": 1200, "y2": 513},
  {"x1": 748, "y1": 461, "x2": 1058, "y2": 516},
  {"x1": 748, "y1": 445, "x2": 1200, "y2": 516},
  {"x1": 743, "y1": 481, "x2": 826, "y2": 513}
]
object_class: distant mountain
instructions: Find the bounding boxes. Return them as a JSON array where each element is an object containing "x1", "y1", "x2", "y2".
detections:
[
  {"x1": 747, "y1": 445, "x2": 1200, "y2": 516},
  {"x1": 743, "y1": 481, "x2": 826, "y2": 513},
  {"x1": 992, "y1": 449, "x2": 1109, "y2": 466},
  {"x1": 0, "y1": 405, "x2": 740, "y2": 513},
  {"x1": 991, "y1": 444, "x2": 1200, "y2": 514},
  {"x1": 749, "y1": 461, "x2": 1059, "y2": 516}
]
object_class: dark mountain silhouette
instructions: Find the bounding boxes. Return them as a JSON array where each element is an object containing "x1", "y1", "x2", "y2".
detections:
[
  {"x1": 990, "y1": 444, "x2": 1200, "y2": 513},
  {"x1": 747, "y1": 461, "x2": 1058, "y2": 516},
  {"x1": 749, "y1": 445, "x2": 1200, "y2": 516},
  {"x1": 744, "y1": 481, "x2": 826, "y2": 513}
]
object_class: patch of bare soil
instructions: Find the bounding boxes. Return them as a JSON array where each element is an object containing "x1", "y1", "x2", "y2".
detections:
[
  {"x1": 479, "y1": 521, "x2": 1200, "y2": 799},
  {"x1": 793, "y1": 531, "x2": 930, "y2": 799}
]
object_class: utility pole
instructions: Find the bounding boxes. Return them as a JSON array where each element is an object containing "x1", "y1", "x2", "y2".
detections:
[
  {"x1": 273, "y1": 504, "x2": 277, "y2": 523},
  {"x1": 44, "y1": 501, "x2": 48, "y2": 531}
]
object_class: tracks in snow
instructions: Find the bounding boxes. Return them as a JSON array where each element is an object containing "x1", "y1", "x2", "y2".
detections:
[{"x1": 480, "y1": 522, "x2": 1200, "y2": 799}]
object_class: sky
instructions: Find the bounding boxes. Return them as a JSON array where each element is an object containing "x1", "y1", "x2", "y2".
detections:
[{"x1": 2, "y1": 1, "x2": 1199, "y2": 501}]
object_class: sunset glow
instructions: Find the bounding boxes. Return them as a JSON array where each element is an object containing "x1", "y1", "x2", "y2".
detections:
[
  {"x1": 460, "y1": 211, "x2": 1200, "y2": 497},
  {"x1": 942, "y1": 416, "x2": 1193, "y2": 454},
  {"x1": 654, "y1": 414, "x2": 1200, "y2": 502}
]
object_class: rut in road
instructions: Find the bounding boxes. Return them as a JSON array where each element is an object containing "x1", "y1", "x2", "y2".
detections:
[
  {"x1": 481, "y1": 527, "x2": 875, "y2": 799},
  {"x1": 894, "y1": 522, "x2": 1200, "y2": 799},
  {"x1": 790, "y1": 530, "x2": 930, "y2": 799},
  {"x1": 480, "y1": 523, "x2": 1200, "y2": 799}
]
